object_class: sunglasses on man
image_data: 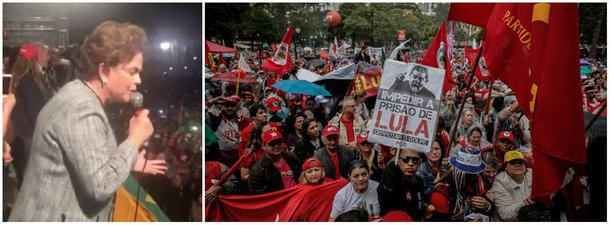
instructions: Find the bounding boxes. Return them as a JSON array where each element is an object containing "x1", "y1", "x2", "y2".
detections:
[{"x1": 398, "y1": 156, "x2": 421, "y2": 164}]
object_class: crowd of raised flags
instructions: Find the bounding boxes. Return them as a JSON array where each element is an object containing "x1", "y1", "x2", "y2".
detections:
[{"x1": 204, "y1": 3, "x2": 605, "y2": 222}]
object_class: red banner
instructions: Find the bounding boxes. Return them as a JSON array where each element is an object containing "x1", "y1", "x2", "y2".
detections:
[
  {"x1": 349, "y1": 69, "x2": 382, "y2": 97},
  {"x1": 483, "y1": 3, "x2": 586, "y2": 206},
  {"x1": 205, "y1": 179, "x2": 348, "y2": 222},
  {"x1": 448, "y1": 3, "x2": 495, "y2": 27}
]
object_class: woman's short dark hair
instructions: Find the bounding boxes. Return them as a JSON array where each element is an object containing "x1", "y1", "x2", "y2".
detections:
[
  {"x1": 348, "y1": 159, "x2": 369, "y2": 176},
  {"x1": 79, "y1": 21, "x2": 148, "y2": 79}
]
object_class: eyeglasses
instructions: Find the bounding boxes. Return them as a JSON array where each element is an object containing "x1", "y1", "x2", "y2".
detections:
[
  {"x1": 399, "y1": 156, "x2": 421, "y2": 164},
  {"x1": 267, "y1": 140, "x2": 283, "y2": 146},
  {"x1": 508, "y1": 160, "x2": 525, "y2": 165}
]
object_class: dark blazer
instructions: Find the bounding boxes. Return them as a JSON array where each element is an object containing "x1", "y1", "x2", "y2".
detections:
[
  {"x1": 313, "y1": 145, "x2": 356, "y2": 180},
  {"x1": 249, "y1": 152, "x2": 302, "y2": 195}
]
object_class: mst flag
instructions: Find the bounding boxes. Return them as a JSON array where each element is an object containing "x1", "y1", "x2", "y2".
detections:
[
  {"x1": 447, "y1": 3, "x2": 495, "y2": 27},
  {"x1": 483, "y1": 3, "x2": 586, "y2": 206},
  {"x1": 422, "y1": 20, "x2": 455, "y2": 95},
  {"x1": 206, "y1": 179, "x2": 348, "y2": 221},
  {"x1": 263, "y1": 26, "x2": 293, "y2": 75}
]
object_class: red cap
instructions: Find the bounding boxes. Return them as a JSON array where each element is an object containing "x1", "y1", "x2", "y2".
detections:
[
  {"x1": 498, "y1": 131, "x2": 515, "y2": 142},
  {"x1": 382, "y1": 210, "x2": 413, "y2": 222},
  {"x1": 301, "y1": 158, "x2": 322, "y2": 171},
  {"x1": 242, "y1": 91, "x2": 254, "y2": 96},
  {"x1": 261, "y1": 130, "x2": 283, "y2": 144},
  {"x1": 356, "y1": 131, "x2": 369, "y2": 144},
  {"x1": 322, "y1": 125, "x2": 340, "y2": 137},
  {"x1": 224, "y1": 95, "x2": 240, "y2": 104},
  {"x1": 266, "y1": 97, "x2": 281, "y2": 113},
  {"x1": 19, "y1": 43, "x2": 38, "y2": 60}
]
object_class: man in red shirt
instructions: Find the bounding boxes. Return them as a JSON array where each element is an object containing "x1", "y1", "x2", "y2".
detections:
[
  {"x1": 313, "y1": 125, "x2": 356, "y2": 180},
  {"x1": 329, "y1": 99, "x2": 366, "y2": 151}
]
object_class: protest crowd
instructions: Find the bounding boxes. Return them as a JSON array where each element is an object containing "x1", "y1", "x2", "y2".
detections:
[{"x1": 205, "y1": 3, "x2": 606, "y2": 222}]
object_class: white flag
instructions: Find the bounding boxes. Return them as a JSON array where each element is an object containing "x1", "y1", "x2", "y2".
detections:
[{"x1": 238, "y1": 52, "x2": 253, "y2": 73}]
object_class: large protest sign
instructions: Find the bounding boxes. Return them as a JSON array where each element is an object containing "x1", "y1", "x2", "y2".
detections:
[{"x1": 368, "y1": 60, "x2": 444, "y2": 153}]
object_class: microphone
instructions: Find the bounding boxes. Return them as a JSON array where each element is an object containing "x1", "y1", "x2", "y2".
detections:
[{"x1": 130, "y1": 91, "x2": 144, "y2": 116}]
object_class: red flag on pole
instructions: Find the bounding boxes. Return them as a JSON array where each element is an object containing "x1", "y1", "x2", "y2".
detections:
[
  {"x1": 483, "y1": 3, "x2": 586, "y2": 206},
  {"x1": 422, "y1": 20, "x2": 455, "y2": 95},
  {"x1": 447, "y1": 3, "x2": 496, "y2": 27},
  {"x1": 263, "y1": 26, "x2": 294, "y2": 76}
]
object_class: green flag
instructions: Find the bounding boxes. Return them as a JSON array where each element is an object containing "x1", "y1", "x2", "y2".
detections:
[{"x1": 205, "y1": 124, "x2": 219, "y2": 146}]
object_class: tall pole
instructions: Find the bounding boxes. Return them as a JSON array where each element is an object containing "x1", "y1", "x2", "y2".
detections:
[{"x1": 446, "y1": 44, "x2": 484, "y2": 158}]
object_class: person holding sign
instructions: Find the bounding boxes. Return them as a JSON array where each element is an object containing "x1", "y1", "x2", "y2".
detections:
[{"x1": 389, "y1": 64, "x2": 436, "y2": 99}]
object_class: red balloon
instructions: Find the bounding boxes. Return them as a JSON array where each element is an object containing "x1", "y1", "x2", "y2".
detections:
[
  {"x1": 325, "y1": 11, "x2": 341, "y2": 27},
  {"x1": 234, "y1": 69, "x2": 246, "y2": 79}
]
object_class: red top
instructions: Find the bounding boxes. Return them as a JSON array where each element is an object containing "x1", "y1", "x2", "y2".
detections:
[
  {"x1": 329, "y1": 149, "x2": 341, "y2": 179},
  {"x1": 340, "y1": 116, "x2": 355, "y2": 143},
  {"x1": 274, "y1": 159, "x2": 297, "y2": 189},
  {"x1": 240, "y1": 149, "x2": 265, "y2": 169}
]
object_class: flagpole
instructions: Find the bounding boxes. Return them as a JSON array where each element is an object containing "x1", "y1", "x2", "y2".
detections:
[{"x1": 446, "y1": 44, "x2": 484, "y2": 158}]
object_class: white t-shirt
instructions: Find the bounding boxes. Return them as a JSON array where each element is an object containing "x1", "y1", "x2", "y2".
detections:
[{"x1": 330, "y1": 180, "x2": 380, "y2": 219}]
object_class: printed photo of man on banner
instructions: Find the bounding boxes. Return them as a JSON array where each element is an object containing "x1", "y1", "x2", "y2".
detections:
[{"x1": 368, "y1": 59, "x2": 445, "y2": 153}]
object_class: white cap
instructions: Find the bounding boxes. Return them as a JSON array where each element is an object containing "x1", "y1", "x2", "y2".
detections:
[{"x1": 315, "y1": 95, "x2": 329, "y2": 104}]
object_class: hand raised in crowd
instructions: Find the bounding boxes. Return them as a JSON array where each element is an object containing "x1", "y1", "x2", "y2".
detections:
[
  {"x1": 128, "y1": 109, "x2": 154, "y2": 149},
  {"x1": 210, "y1": 96, "x2": 226, "y2": 105},
  {"x1": 377, "y1": 151, "x2": 385, "y2": 169},
  {"x1": 205, "y1": 185, "x2": 223, "y2": 202},
  {"x1": 133, "y1": 150, "x2": 168, "y2": 175}
]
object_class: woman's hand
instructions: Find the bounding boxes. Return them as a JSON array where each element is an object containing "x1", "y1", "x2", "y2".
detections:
[{"x1": 133, "y1": 150, "x2": 168, "y2": 175}]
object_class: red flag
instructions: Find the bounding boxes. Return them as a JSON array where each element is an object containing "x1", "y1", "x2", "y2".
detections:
[
  {"x1": 264, "y1": 26, "x2": 294, "y2": 75},
  {"x1": 205, "y1": 40, "x2": 217, "y2": 72},
  {"x1": 465, "y1": 42, "x2": 493, "y2": 80},
  {"x1": 422, "y1": 20, "x2": 455, "y2": 95},
  {"x1": 483, "y1": 3, "x2": 586, "y2": 206},
  {"x1": 447, "y1": 3, "x2": 495, "y2": 27},
  {"x1": 206, "y1": 179, "x2": 348, "y2": 221}
]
